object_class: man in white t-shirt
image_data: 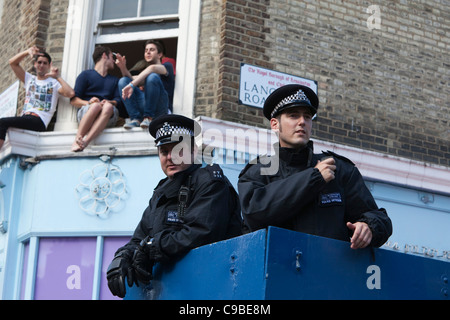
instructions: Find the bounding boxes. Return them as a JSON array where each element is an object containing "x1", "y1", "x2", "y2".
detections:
[{"x1": 0, "y1": 46, "x2": 74, "y2": 150}]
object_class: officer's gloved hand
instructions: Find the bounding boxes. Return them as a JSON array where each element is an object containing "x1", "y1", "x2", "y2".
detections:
[
  {"x1": 132, "y1": 248, "x2": 154, "y2": 285},
  {"x1": 106, "y1": 250, "x2": 137, "y2": 298}
]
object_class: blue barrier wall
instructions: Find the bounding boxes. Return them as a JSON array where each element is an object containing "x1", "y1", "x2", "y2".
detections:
[{"x1": 126, "y1": 227, "x2": 450, "y2": 300}]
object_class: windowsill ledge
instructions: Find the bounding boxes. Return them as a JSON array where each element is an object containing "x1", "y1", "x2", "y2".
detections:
[{"x1": 0, "y1": 127, "x2": 157, "y2": 162}]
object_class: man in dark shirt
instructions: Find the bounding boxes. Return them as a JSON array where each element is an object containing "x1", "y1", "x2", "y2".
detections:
[
  {"x1": 70, "y1": 46, "x2": 121, "y2": 152},
  {"x1": 116, "y1": 40, "x2": 175, "y2": 129},
  {"x1": 238, "y1": 84, "x2": 392, "y2": 249}
]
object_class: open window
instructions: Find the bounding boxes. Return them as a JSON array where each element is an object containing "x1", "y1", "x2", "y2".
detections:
[
  {"x1": 102, "y1": 38, "x2": 178, "y2": 79},
  {"x1": 95, "y1": 0, "x2": 180, "y2": 70},
  {"x1": 54, "y1": 0, "x2": 198, "y2": 134},
  {"x1": 94, "y1": 0, "x2": 179, "y2": 68}
]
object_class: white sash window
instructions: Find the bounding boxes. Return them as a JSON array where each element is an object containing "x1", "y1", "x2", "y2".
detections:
[{"x1": 95, "y1": 0, "x2": 180, "y2": 44}]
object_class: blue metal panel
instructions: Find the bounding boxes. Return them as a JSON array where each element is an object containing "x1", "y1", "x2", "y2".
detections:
[
  {"x1": 125, "y1": 227, "x2": 449, "y2": 300},
  {"x1": 125, "y1": 230, "x2": 268, "y2": 300},
  {"x1": 264, "y1": 227, "x2": 449, "y2": 300}
]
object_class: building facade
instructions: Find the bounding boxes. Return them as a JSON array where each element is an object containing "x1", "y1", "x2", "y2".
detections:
[{"x1": 0, "y1": 0, "x2": 449, "y2": 299}]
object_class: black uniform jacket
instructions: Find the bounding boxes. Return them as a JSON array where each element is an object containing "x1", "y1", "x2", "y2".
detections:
[
  {"x1": 238, "y1": 141, "x2": 392, "y2": 247},
  {"x1": 117, "y1": 164, "x2": 242, "y2": 262}
]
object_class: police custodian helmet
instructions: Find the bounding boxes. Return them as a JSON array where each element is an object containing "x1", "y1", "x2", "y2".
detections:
[
  {"x1": 263, "y1": 84, "x2": 319, "y2": 120},
  {"x1": 149, "y1": 114, "x2": 201, "y2": 147}
]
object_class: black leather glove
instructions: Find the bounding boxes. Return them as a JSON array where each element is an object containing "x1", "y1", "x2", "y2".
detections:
[
  {"x1": 131, "y1": 236, "x2": 157, "y2": 285},
  {"x1": 132, "y1": 248, "x2": 154, "y2": 285},
  {"x1": 106, "y1": 250, "x2": 137, "y2": 298}
]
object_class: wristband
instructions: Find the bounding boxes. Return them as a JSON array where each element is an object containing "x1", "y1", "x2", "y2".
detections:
[{"x1": 128, "y1": 83, "x2": 136, "y2": 89}]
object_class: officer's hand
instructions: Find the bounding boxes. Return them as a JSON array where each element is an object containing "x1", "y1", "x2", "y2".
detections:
[
  {"x1": 315, "y1": 158, "x2": 336, "y2": 183},
  {"x1": 347, "y1": 222, "x2": 372, "y2": 249},
  {"x1": 106, "y1": 253, "x2": 136, "y2": 298},
  {"x1": 132, "y1": 249, "x2": 153, "y2": 285}
]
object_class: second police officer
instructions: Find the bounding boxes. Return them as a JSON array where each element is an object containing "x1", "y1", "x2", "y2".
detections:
[{"x1": 238, "y1": 84, "x2": 393, "y2": 250}]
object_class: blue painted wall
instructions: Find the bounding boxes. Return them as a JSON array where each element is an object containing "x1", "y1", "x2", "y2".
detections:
[
  {"x1": 0, "y1": 157, "x2": 25, "y2": 299},
  {"x1": 15, "y1": 155, "x2": 165, "y2": 238},
  {"x1": 0, "y1": 154, "x2": 166, "y2": 299},
  {"x1": 369, "y1": 181, "x2": 450, "y2": 255}
]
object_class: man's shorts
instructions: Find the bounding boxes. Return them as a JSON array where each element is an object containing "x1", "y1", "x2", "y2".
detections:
[{"x1": 77, "y1": 104, "x2": 119, "y2": 128}]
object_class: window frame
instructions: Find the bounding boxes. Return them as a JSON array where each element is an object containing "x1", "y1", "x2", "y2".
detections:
[
  {"x1": 19, "y1": 236, "x2": 131, "y2": 300},
  {"x1": 98, "y1": 0, "x2": 179, "y2": 21},
  {"x1": 94, "y1": 0, "x2": 180, "y2": 45}
]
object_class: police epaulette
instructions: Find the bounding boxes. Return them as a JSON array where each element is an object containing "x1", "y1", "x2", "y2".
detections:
[
  {"x1": 238, "y1": 161, "x2": 253, "y2": 177},
  {"x1": 205, "y1": 163, "x2": 224, "y2": 180},
  {"x1": 238, "y1": 155, "x2": 271, "y2": 177},
  {"x1": 323, "y1": 150, "x2": 355, "y2": 165}
]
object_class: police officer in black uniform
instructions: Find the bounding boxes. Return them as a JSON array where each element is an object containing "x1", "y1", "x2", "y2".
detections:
[
  {"x1": 107, "y1": 114, "x2": 242, "y2": 298},
  {"x1": 238, "y1": 84, "x2": 392, "y2": 249}
]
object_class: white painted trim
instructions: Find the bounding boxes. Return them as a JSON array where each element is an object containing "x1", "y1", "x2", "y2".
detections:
[
  {"x1": 12, "y1": 242, "x2": 25, "y2": 300},
  {"x1": 55, "y1": 0, "x2": 98, "y2": 131},
  {"x1": 0, "y1": 0, "x2": 4, "y2": 26},
  {"x1": 95, "y1": 29, "x2": 180, "y2": 44},
  {"x1": 98, "y1": 14, "x2": 179, "y2": 26},
  {"x1": 172, "y1": 0, "x2": 201, "y2": 118},
  {"x1": 23, "y1": 237, "x2": 39, "y2": 300},
  {"x1": 91, "y1": 236, "x2": 104, "y2": 300},
  {"x1": 0, "y1": 127, "x2": 157, "y2": 160}
]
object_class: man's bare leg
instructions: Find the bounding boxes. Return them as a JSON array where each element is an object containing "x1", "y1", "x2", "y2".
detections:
[
  {"x1": 78, "y1": 103, "x2": 115, "y2": 150},
  {"x1": 72, "y1": 103, "x2": 102, "y2": 152}
]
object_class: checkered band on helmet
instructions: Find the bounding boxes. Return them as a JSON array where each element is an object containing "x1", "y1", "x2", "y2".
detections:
[
  {"x1": 271, "y1": 89, "x2": 312, "y2": 118},
  {"x1": 156, "y1": 122, "x2": 195, "y2": 141}
]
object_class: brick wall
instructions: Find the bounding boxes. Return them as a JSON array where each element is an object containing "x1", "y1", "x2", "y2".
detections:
[
  {"x1": 195, "y1": 0, "x2": 222, "y2": 118},
  {"x1": 0, "y1": 0, "x2": 68, "y2": 114},
  {"x1": 196, "y1": 0, "x2": 272, "y2": 126},
  {"x1": 195, "y1": 0, "x2": 450, "y2": 167},
  {"x1": 45, "y1": 0, "x2": 69, "y2": 68}
]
